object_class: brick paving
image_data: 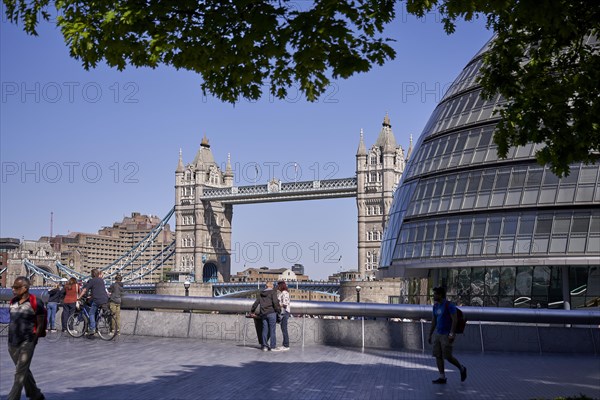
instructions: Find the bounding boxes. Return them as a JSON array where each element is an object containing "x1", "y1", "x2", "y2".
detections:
[{"x1": 1, "y1": 333, "x2": 599, "y2": 400}]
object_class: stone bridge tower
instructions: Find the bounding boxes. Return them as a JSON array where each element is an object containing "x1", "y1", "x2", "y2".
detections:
[
  {"x1": 356, "y1": 115, "x2": 411, "y2": 280},
  {"x1": 174, "y1": 136, "x2": 233, "y2": 282}
]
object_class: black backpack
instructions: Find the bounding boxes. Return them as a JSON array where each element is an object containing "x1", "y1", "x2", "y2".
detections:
[{"x1": 445, "y1": 301, "x2": 467, "y2": 334}]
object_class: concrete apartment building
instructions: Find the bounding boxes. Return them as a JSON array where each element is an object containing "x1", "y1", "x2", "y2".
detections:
[{"x1": 49, "y1": 212, "x2": 175, "y2": 282}]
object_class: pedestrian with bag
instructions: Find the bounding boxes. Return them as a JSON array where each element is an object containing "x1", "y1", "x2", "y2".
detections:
[
  {"x1": 7, "y1": 276, "x2": 46, "y2": 400},
  {"x1": 108, "y1": 274, "x2": 124, "y2": 335},
  {"x1": 428, "y1": 286, "x2": 467, "y2": 384},
  {"x1": 251, "y1": 281, "x2": 281, "y2": 351},
  {"x1": 46, "y1": 283, "x2": 62, "y2": 333},
  {"x1": 61, "y1": 277, "x2": 79, "y2": 333}
]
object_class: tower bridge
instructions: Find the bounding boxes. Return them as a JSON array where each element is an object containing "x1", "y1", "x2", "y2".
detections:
[
  {"x1": 174, "y1": 115, "x2": 412, "y2": 283},
  {"x1": 200, "y1": 177, "x2": 358, "y2": 203}
]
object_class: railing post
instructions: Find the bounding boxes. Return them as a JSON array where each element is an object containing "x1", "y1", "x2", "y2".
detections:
[{"x1": 479, "y1": 320, "x2": 485, "y2": 353}]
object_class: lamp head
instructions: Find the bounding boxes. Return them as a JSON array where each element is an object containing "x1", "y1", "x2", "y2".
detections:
[{"x1": 184, "y1": 281, "x2": 191, "y2": 289}]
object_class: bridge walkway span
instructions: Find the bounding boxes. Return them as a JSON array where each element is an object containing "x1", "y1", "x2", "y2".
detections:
[{"x1": 1, "y1": 334, "x2": 598, "y2": 400}]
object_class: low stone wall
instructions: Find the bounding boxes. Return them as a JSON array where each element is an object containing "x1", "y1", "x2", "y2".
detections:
[{"x1": 116, "y1": 309, "x2": 599, "y2": 354}]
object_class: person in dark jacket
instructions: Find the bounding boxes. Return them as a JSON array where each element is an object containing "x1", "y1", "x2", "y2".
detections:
[
  {"x1": 251, "y1": 281, "x2": 281, "y2": 351},
  {"x1": 108, "y1": 275, "x2": 124, "y2": 334},
  {"x1": 8, "y1": 276, "x2": 46, "y2": 400},
  {"x1": 78, "y1": 269, "x2": 109, "y2": 335},
  {"x1": 47, "y1": 283, "x2": 62, "y2": 332}
]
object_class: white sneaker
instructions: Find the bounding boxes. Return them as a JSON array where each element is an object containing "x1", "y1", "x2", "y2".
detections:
[
  {"x1": 271, "y1": 347, "x2": 282, "y2": 352},
  {"x1": 280, "y1": 346, "x2": 290, "y2": 351}
]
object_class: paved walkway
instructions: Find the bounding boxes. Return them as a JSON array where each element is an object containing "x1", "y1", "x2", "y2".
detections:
[{"x1": 1, "y1": 333, "x2": 599, "y2": 400}]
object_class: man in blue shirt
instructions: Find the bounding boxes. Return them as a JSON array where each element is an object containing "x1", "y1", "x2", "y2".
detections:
[{"x1": 427, "y1": 286, "x2": 467, "y2": 384}]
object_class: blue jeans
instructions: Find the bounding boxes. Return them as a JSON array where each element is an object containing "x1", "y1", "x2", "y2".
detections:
[
  {"x1": 47, "y1": 302, "x2": 58, "y2": 330},
  {"x1": 89, "y1": 302, "x2": 106, "y2": 331},
  {"x1": 262, "y1": 312, "x2": 277, "y2": 349},
  {"x1": 280, "y1": 311, "x2": 290, "y2": 347}
]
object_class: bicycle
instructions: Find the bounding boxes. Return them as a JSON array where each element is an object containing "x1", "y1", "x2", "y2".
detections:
[{"x1": 67, "y1": 299, "x2": 117, "y2": 341}]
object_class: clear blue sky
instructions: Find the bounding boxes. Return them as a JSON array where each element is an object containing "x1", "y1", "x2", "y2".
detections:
[{"x1": 0, "y1": 6, "x2": 491, "y2": 280}]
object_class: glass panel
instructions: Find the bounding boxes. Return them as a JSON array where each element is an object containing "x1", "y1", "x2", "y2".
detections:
[
  {"x1": 543, "y1": 170, "x2": 560, "y2": 185},
  {"x1": 515, "y1": 266, "x2": 533, "y2": 296},
  {"x1": 462, "y1": 194, "x2": 476, "y2": 209},
  {"x1": 521, "y1": 189, "x2": 539, "y2": 204},
  {"x1": 480, "y1": 171, "x2": 495, "y2": 191},
  {"x1": 459, "y1": 219, "x2": 472, "y2": 238},
  {"x1": 519, "y1": 218, "x2": 535, "y2": 235},
  {"x1": 490, "y1": 192, "x2": 506, "y2": 207},
  {"x1": 575, "y1": 186, "x2": 594, "y2": 202},
  {"x1": 472, "y1": 218, "x2": 486, "y2": 237},
  {"x1": 498, "y1": 239, "x2": 515, "y2": 254},
  {"x1": 505, "y1": 190, "x2": 521, "y2": 206},
  {"x1": 500, "y1": 267, "x2": 516, "y2": 296},
  {"x1": 515, "y1": 238, "x2": 532, "y2": 254},
  {"x1": 468, "y1": 240, "x2": 482, "y2": 256},
  {"x1": 485, "y1": 267, "x2": 500, "y2": 296},
  {"x1": 571, "y1": 216, "x2": 590, "y2": 233},
  {"x1": 532, "y1": 238, "x2": 549, "y2": 253},
  {"x1": 553, "y1": 217, "x2": 571, "y2": 234},
  {"x1": 502, "y1": 217, "x2": 518, "y2": 235},
  {"x1": 475, "y1": 193, "x2": 490, "y2": 208},
  {"x1": 483, "y1": 239, "x2": 498, "y2": 254},
  {"x1": 568, "y1": 237, "x2": 587, "y2": 253},
  {"x1": 526, "y1": 168, "x2": 543, "y2": 187},
  {"x1": 535, "y1": 218, "x2": 553, "y2": 234},
  {"x1": 538, "y1": 188, "x2": 556, "y2": 203},
  {"x1": 557, "y1": 187, "x2": 575, "y2": 203},
  {"x1": 494, "y1": 170, "x2": 510, "y2": 190},
  {"x1": 549, "y1": 237, "x2": 567, "y2": 253},
  {"x1": 487, "y1": 218, "x2": 501, "y2": 236},
  {"x1": 456, "y1": 240, "x2": 468, "y2": 256}
]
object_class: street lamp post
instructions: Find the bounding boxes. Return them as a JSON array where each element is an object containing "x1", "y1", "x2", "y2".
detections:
[
  {"x1": 184, "y1": 281, "x2": 190, "y2": 297},
  {"x1": 355, "y1": 285, "x2": 361, "y2": 303}
]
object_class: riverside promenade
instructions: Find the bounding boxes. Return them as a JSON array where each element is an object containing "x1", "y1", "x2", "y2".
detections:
[{"x1": 1, "y1": 333, "x2": 598, "y2": 400}]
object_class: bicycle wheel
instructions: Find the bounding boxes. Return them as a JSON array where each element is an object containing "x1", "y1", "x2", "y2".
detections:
[
  {"x1": 67, "y1": 312, "x2": 87, "y2": 338},
  {"x1": 96, "y1": 311, "x2": 116, "y2": 341}
]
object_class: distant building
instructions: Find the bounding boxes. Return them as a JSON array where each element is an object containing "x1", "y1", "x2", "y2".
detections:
[
  {"x1": 230, "y1": 266, "x2": 308, "y2": 283},
  {"x1": 291, "y1": 263, "x2": 305, "y2": 275},
  {"x1": 327, "y1": 270, "x2": 362, "y2": 282},
  {"x1": 49, "y1": 212, "x2": 174, "y2": 283},
  {"x1": 6, "y1": 239, "x2": 59, "y2": 286},
  {"x1": 0, "y1": 238, "x2": 20, "y2": 287}
]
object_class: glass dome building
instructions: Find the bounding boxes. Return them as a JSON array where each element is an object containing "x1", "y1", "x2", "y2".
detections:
[{"x1": 378, "y1": 39, "x2": 600, "y2": 309}]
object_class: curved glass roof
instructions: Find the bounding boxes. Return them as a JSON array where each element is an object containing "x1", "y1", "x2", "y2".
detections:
[{"x1": 379, "y1": 38, "x2": 600, "y2": 276}]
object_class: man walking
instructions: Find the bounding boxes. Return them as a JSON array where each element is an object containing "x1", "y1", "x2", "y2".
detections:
[
  {"x1": 428, "y1": 286, "x2": 467, "y2": 384},
  {"x1": 7, "y1": 276, "x2": 45, "y2": 400}
]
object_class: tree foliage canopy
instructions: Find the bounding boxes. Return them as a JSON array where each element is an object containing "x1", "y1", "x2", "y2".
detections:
[{"x1": 4, "y1": 0, "x2": 599, "y2": 176}]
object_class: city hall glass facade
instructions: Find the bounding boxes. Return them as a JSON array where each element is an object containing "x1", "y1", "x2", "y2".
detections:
[{"x1": 378, "y1": 39, "x2": 600, "y2": 309}]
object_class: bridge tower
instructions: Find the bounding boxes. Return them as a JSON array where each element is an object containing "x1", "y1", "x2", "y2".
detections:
[
  {"x1": 356, "y1": 114, "x2": 409, "y2": 280},
  {"x1": 175, "y1": 136, "x2": 232, "y2": 282}
]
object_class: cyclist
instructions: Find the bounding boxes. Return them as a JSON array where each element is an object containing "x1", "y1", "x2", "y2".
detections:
[{"x1": 78, "y1": 269, "x2": 109, "y2": 335}]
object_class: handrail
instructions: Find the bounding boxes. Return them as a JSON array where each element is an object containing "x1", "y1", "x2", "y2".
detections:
[{"x1": 1, "y1": 290, "x2": 598, "y2": 325}]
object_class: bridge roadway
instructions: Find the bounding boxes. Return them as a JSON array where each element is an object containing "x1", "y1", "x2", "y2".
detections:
[{"x1": 1, "y1": 333, "x2": 598, "y2": 400}]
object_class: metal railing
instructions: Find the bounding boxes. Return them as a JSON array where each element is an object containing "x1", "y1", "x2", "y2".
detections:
[{"x1": 2, "y1": 289, "x2": 598, "y2": 325}]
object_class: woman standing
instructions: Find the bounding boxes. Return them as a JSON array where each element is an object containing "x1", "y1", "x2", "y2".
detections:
[
  {"x1": 61, "y1": 277, "x2": 79, "y2": 332},
  {"x1": 47, "y1": 283, "x2": 62, "y2": 332},
  {"x1": 277, "y1": 281, "x2": 291, "y2": 351}
]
